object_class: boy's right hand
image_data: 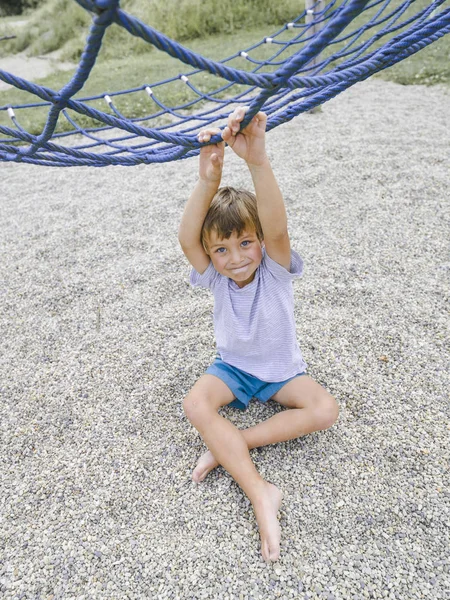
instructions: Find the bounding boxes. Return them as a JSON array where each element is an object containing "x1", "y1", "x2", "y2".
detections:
[{"x1": 198, "y1": 128, "x2": 224, "y2": 184}]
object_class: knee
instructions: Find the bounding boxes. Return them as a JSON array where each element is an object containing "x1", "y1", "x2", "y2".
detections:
[
  {"x1": 183, "y1": 393, "x2": 211, "y2": 427},
  {"x1": 314, "y1": 392, "x2": 339, "y2": 431}
]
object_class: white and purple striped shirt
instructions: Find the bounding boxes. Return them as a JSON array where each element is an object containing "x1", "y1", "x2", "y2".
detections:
[{"x1": 190, "y1": 248, "x2": 307, "y2": 382}]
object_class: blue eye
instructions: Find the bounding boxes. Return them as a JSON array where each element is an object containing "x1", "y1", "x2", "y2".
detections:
[
  {"x1": 216, "y1": 247, "x2": 226, "y2": 254},
  {"x1": 241, "y1": 240, "x2": 251, "y2": 247}
]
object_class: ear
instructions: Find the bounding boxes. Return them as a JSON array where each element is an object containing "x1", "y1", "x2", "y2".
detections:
[{"x1": 202, "y1": 239, "x2": 210, "y2": 256}]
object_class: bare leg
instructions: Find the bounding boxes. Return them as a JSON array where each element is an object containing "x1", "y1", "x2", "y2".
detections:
[
  {"x1": 193, "y1": 408, "x2": 310, "y2": 482},
  {"x1": 184, "y1": 375, "x2": 283, "y2": 562},
  {"x1": 193, "y1": 375, "x2": 338, "y2": 482}
]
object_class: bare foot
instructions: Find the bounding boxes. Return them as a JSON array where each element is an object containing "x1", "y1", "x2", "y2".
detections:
[
  {"x1": 192, "y1": 450, "x2": 219, "y2": 483},
  {"x1": 252, "y1": 482, "x2": 283, "y2": 563}
]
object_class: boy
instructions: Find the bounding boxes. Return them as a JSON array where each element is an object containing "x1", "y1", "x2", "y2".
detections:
[{"x1": 178, "y1": 107, "x2": 339, "y2": 562}]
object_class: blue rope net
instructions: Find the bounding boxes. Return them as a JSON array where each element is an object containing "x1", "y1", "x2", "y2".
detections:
[{"x1": 0, "y1": 0, "x2": 449, "y2": 167}]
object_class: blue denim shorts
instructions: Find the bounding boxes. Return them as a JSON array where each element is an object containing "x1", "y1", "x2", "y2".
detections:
[{"x1": 206, "y1": 357, "x2": 306, "y2": 411}]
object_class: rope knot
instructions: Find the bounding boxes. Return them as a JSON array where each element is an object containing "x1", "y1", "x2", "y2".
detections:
[
  {"x1": 52, "y1": 95, "x2": 67, "y2": 110},
  {"x1": 270, "y1": 74, "x2": 284, "y2": 90},
  {"x1": 94, "y1": 0, "x2": 119, "y2": 10},
  {"x1": 92, "y1": 0, "x2": 120, "y2": 25}
]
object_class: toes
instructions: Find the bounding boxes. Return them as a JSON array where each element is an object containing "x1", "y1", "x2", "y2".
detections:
[
  {"x1": 192, "y1": 465, "x2": 209, "y2": 483},
  {"x1": 261, "y1": 541, "x2": 280, "y2": 563},
  {"x1": 261, "y1": 538, "x2": 280, "y2": 563},
  {"x1": 269, "y1": 545, "x2": 280, "y2": 562},
  {"x1": 262, "y1": 540, "x2": 270, "y2": 563},
  {"x1": 192, "y1": 468, "x2": 203, "y2": 483}
]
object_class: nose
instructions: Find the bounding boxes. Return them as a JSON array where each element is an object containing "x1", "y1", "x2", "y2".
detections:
[{"x1": 229, "y1": 247, "x2": 242, "y2": 265}]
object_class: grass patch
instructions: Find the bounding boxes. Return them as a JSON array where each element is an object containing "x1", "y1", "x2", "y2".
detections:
[{"x1": 0, "y1": 0, "x2": 305, "y2": 60}]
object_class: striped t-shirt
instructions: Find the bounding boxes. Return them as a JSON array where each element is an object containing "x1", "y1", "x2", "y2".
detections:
[{"x1": 190, "y1": 248, "x2": 307, "y2": 382}]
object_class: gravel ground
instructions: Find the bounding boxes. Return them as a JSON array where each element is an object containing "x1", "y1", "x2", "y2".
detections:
[{"x1": 1, "y1": 79, "x2": 449, "y2": 600}]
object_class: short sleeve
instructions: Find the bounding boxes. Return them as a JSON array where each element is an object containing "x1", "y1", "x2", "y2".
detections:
[
  {"x1": 190, "y1": 260, "x2": 221, "y2": 290},
  {"x1": 264, "y1": 249, "x2": 304, "y2": 281}
]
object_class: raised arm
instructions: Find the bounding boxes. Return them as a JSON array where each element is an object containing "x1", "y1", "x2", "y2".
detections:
[
  {"x1": 222, "y1": 108, "x2": 291, "y2": 270},
  {"x1": 178, "y1": 128, "x2": 224, "y2": 274}
]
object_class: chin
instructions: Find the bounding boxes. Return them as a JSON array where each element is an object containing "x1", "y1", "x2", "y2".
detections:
[{"x1": 232, "y1": 269, "x2": 257, "y2": 286}]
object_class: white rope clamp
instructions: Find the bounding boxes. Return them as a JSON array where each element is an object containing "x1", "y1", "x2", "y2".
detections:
[
  {"x1": 7, "y1": 107, "x2": 15, "y2": 119},
  {"x1": 287, "y1": 22, "x2": 295, "y2": 29},
  {"x1": 240, "y1": 51, "x2": 248, "y2": 59},
  {"x1": 180, "y1": 75, "x2": 189, "y2": 83},
  {"x1": 307, "y1": 9, "x2": 315, "y2": 15},
  {"x1": 265, "y1": 37, "x2": 273, "y2": 44},
  {"x1": 145, "y1": 86, "x2": 153, "y2": 96},
  {"x1": 104, "y1": 95, "x2": 112, "y2": 105}
]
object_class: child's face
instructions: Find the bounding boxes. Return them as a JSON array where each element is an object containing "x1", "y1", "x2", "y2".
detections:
[{"x1": 206, "y1": 228, "x2": 263, "y2": 288}]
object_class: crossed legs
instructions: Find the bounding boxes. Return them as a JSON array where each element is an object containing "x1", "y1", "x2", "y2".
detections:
[{"x1": 183, "y1": 374, "x2": 339, "y2": 562}]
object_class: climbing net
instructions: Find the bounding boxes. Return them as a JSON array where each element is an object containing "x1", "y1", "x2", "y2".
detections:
[{"x1": 0, "y1": 0, "x2": 449, "y2": 166}]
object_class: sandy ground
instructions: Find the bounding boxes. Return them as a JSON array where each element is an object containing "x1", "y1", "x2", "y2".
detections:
[
  {"x1": 0, "y1": 51, "x2": 75, "y2": 91},
  {"x1": 1, "y1": 79, "x2": 450, "y2": 598},
  {"x1": 0, "y1": 15, "x2": 75, "y2": 92}
]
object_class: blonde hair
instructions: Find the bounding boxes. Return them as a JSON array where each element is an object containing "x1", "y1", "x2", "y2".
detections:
[{"x1": 201, "y1": 186, "x2": 263, "y2": 252}]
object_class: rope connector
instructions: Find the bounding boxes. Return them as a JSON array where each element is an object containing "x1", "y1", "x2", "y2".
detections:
[
  {"x1": 265, "y1": 37, "x2": 273, "y2": 44},
  {"x1": 307, "y1": 9, "x2": 315, "y2": 15},
  {"x1": 145, "y1": 86, "x2": 153, "y2": 96},
  {"x1": 104, "y1": 95, "x2": 112, "y2": 105},
  {"x1": 52, "y1": 94, "x2": 67, "y2": 110},
  {"x1": 7, "y1": 107, "x2": 15, "y2": 119},
  {"x1": 180, "y1": 75, "x2": 189, "y2": 83},
  {"x1": 287, "y1": 23, "x2": 295, "y2": 29},
  {"x1": 240, "y1": 52, "x2": 248, "y2": 59}
]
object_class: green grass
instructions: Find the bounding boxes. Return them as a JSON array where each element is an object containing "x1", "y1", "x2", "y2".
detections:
[
  {"x1": 0, "y1": 0, "x2": 305, "y2": 60},
  {"x1": 0, "y1": 0, "x2": 449, "y2": 138}
]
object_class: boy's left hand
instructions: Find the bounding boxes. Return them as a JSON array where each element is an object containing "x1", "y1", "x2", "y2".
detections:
[{"x1": 222, "y1": 107, "x2": 268, "y2": 167}]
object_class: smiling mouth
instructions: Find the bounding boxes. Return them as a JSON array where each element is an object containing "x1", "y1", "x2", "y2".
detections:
[{"x1": 230, "y1": 265, "x2": 249, "y2": 274}]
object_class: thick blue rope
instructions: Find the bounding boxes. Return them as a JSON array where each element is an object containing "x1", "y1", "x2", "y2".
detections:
[{"x1": 0, "y1": 0, "x2": 449, "y2": 166}]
